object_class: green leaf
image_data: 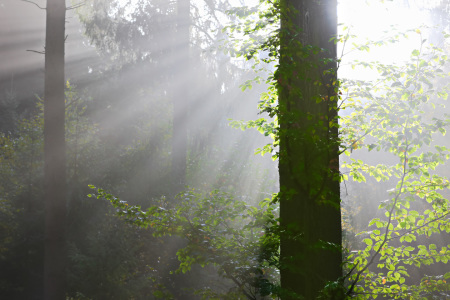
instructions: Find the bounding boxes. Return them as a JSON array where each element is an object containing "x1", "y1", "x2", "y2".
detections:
[{"x1": 364, "y1": 238, "x2": 373, "y2": 246}]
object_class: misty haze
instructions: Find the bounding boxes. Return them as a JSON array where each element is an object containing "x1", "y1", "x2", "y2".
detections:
[{"x1": 0, "y1": 0, "x2": 449, "y2": 299}]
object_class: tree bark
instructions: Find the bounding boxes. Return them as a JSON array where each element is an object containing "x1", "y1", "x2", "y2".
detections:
[
  {"x1": 44, "y1": 0, "x2": 66, "y2": 298},
  {"x1": 278, "y1": 0, "x2": 341, "y2": 298}
]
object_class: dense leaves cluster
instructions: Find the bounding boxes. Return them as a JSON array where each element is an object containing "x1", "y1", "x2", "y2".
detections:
[{"x1": 89, "y1": 187, "x2": 280, "y2": 299}]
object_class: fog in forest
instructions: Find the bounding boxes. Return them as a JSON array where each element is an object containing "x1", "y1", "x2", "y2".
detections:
[{"x1": 0, "y1": 0, "x2": 450, "y2": 299}]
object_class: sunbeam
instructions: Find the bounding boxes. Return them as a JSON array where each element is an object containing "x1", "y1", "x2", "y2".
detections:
[{"x1": 1, "y1": 0, "x2": 450, "y2": 298}]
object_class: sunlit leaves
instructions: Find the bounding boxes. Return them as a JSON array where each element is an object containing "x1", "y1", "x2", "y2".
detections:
[
  {"x1": 226, "y1": 3, "x2": 450, "y2": 298},
  {"x1": 223, "y1": 0, "x2": 279, "y2": 64},
  {"x1": 341, "y1": 29, "x2": 450, "y2": 299}
]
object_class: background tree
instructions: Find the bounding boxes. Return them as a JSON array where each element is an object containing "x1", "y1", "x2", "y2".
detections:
[
  {"x1": 172, "y1": 0, "x2": 190, "y2": 193},
  {"x1": 43, "y1": 0, "x2": 67, "y2": 297}
]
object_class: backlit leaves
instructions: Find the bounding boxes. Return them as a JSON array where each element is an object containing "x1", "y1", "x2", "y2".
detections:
[{"x1": 342, "y1": 30, "x2": 450, "y2": 299}]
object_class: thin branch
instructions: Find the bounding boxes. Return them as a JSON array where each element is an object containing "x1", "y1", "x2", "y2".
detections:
[
  {"x1": 222, "y1": 266, "x2": 256, "y2": 300},
  {"x1": 21, "y1": 0, "x2": 45, "y2": 9},
  {"x1": 343, "y1": 261, "x2": 359, "y2": 280},
  {"x1": 387, "y1": 211, "x2": 450, "y2": 242},
  {"x1": 341, "y1": 172, "x2": 349, "y2": 196},
  {"x1": 347, "y1": 118, "x2": 411, "y2": 296},
  {"x1": 337, "y1": 28, "x2": 350, "y2": 70},
  {"x1": 67, "y1": 1, "x2": 85, "y2": 10},
  {"x1": 339, "y1": 119, "x2": 383, "y2": 155},
  {"x1": 26, "y1": 49, "x2": 45, "y2": 55},
  {"x1": 65, "y1": 95, "x2": 82, "y2": 109},
  {"x1": 191, "y1": 23, "x2": 215, "y2": 44}
]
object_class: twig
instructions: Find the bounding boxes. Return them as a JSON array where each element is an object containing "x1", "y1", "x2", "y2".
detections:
[
  {"x1": 67, "y1": 1, "x2": 85, "y2": 10},
  {"x1": 21, "y1": 0, "x2": 45, "y2": 9},
  {"x1": 26, "y1": 49, "x2": 45, "y2": 55},
  {"x1": 339, "y1": 119, "x2": 383, "y2": 155},
  {"x1": 386, "y1": 211, "x2": 450, "y2": 242}
]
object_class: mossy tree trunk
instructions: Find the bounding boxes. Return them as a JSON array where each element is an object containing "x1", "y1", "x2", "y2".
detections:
[{"x1": 278, "y1": 0, "x2": 342, "y2": 298}]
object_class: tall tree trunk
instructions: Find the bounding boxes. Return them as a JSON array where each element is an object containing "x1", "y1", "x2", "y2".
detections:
[
  {"x1": 44, "y1": 0, "x2": 66, "y2": 298},
  {"x1": 172, "y1": 0, "x2": 190, "y2": 194},
  {"x1": 278, "y1": 1, "x2": 341, "y2": 299},
  {"x1": 167, "y1": 2, "x2": 192, "y2": 297}
]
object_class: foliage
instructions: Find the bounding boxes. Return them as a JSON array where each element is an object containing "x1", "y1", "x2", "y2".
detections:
[
  {"x1": 6, "y1": 0, "x2": 447, "y2": 299},
  {"x1": 0, "y1": 82, "x2": 164, "y2": 299},
  {"x1": 0, "y1": 199, "x2": 16, "y2": 260},
  {"x1": 0, "y1": 81, "x2": 18, "y2": 133},
  {"x1": 73, "y1": 1, "x2": 280, "y2": 296},
  {"x1": 228, "y1": 1, "x2": 344, "y2": 298},
  {"x1": 67, "y1": 213, "x2": 160, "y2": 300},
  {"x1": 224, "y1": 1, "x2": 280, "y2": 159},
  {"x1": 77, "y1": 0, "x2": 233, "y2": 64},
  {"x1": 0, "y1": 95, "x2": 45, "y2": 297},
  {"x1": 340, "y1": 29, "x2": 450, "y2": 298},
  {"x1": 226, "y1": 1, "x2": 450, "y2": 298},
  {"x1": 89, "y1": 186, "x2": 280, "y2": 299}
]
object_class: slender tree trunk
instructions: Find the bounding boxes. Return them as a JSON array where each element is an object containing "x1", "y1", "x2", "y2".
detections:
[
  {"x1": 167, "y1": 2, "x2": 191, "y2": 297},
  {"x1": 172, "y1": 0, "x2": 190, "y2": 194},
  {"x1": 278, "y1": 1, "x2": 341, "y2": 299},
  {"x1": 44, "y1": 0, "x2": 66, "y2": 298}
]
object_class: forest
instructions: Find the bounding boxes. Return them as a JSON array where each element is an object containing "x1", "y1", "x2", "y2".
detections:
[{"x1": 1, "y1": 0, "x2": 450, "y2": 299}]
